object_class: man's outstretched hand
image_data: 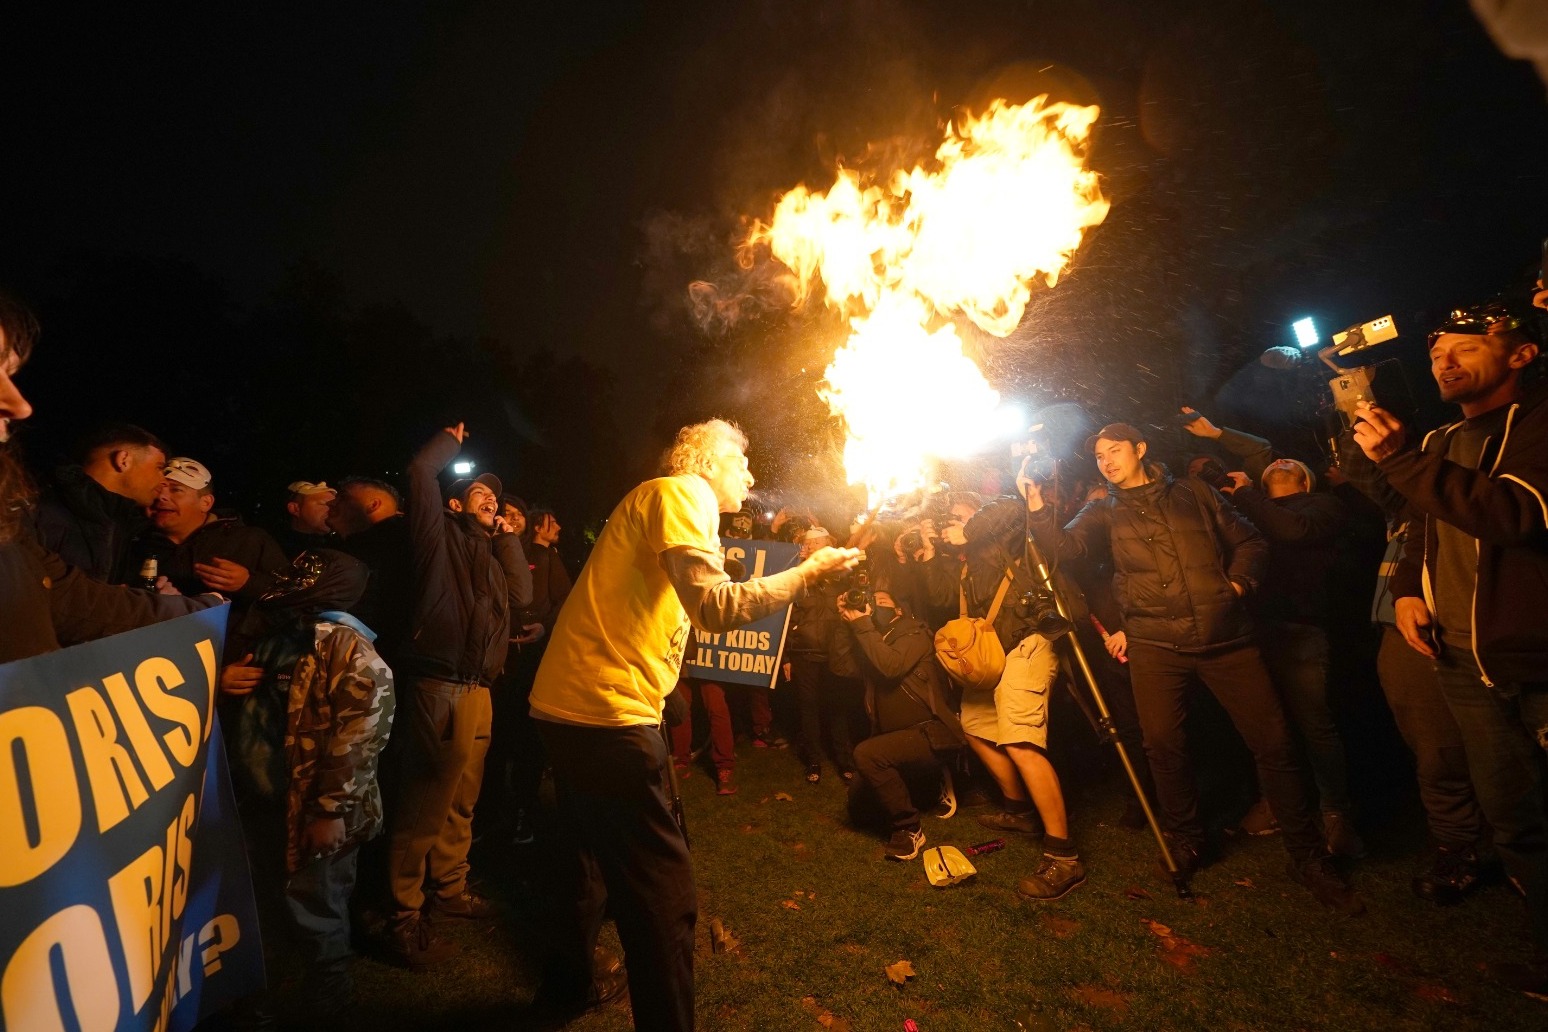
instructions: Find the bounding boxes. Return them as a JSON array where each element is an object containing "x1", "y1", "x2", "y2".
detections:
[{"x1": 799, "y1": 546, "x2": 862, "y2": 582}]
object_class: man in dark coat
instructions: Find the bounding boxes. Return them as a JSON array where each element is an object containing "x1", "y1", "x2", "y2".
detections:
[
  {"x1": 1354, "y1": 300, "x2": 1548, "y2": 995},
  {"x1": 32, "y1": 422, "x2": 167, "y2": 583},
  {"x1": 1026, "y1": 422, "x2": 1360, "y2": 914},
  {"x1": 383, "y1": 422, "x2": 532, "y2": 969}
]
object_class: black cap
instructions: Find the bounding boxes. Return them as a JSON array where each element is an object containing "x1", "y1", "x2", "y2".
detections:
[
  {"x1": 1083, "y1": 422, "x2": 1147, "y2": 455},
  {"x1": 445, "y1": 472, "x2": 503, "y2": 504}
]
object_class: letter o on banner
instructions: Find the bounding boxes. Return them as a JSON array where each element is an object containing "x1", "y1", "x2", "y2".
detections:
[
  {"x1": 1, "y1": 904, "x2": 119, "y2": 1032},
  {"x1": 0, "y1": 706, "x2": 83, "y2": 887}
]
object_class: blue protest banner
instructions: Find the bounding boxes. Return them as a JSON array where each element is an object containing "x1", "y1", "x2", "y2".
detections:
[
  {"x1": 0, "y1": 605, "x2": 265, "y2": 1032},
  {"x1": 682, "y1": 538, "x2": 801, "y2": 688}
]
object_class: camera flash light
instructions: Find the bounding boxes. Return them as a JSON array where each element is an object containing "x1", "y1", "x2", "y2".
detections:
[{"x1": 1292, "y1": 317, "x2": 1318, "y2": 348}]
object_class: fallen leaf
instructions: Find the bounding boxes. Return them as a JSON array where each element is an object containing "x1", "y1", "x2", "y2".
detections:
[
  {"x1": 709, "y1": 918, "x2": 739, "y2": 955},
  {"x1": 1122, "y1": 885, "x2": 1152, "y2": 900},
  {"x1": 738, "y1": 824, "x2": 757, "y2": 834},
  {"x1": 1233, "y1": 878, "x2": 1256, "y2": 888},
  {"x1": 800, "y1": 996, "x2": 853, "y2": 1031},
  {"x1": 1413, "y1": 984, "x2": 1463, "y2": 1005},
  {"x1": 885, "y1": 960, "x2": 917, "y2": 985},
  {"x1": 1069, "y1": 985, "x2": 1130, "y2": 1016},
  {"x1": 781, "y1": 899, "x2": 801, "y2": 910},
  {"x1": 774, "y1": 792, "x2": 795, "y2": 802},
  {"x1": 1141, "y1": 918, "x2": 1214, "y2": 973}
]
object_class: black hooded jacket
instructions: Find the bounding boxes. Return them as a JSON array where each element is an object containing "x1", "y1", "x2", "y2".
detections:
[
  {"x1": 32, "y1": 466, "x2": 148, "y2": 583},
  {"x1": 832, "y1": 609, "x2": 964, "y2": 750},
  {"x1": 1029, "y1": 469, "x2": 1267, "y2": 652},
  {"x1": 400, "y1": 431, "x2": 532, "y2": 686}
]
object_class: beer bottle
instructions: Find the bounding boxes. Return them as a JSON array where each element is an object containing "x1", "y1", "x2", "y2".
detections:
[{"x1": 138, "y1": 557, "x2": 159, "y2": 592}]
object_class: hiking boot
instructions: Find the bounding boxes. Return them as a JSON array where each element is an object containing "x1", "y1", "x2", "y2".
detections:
[
  {"x1": 716, "y1": 768, "x2": 738, "y2": 796},
  {"x1": 430, "y1": 890, "x2": 495, "y2": 921},
  {"x1": 1411, "y1": 844, "x2": 1502, "y2": 905},
  {"x1": 1236, "y1": 798, "x2": 1280, "y2": 836},
  {"x1": 885, "y1": 827, "x2": 926, "y2": 861},
  {"x1": 1322, "y1": 811, "x2": 1366, "y2": 859},
  {"x1": 933, "y1": 768, "x2": 958, "y2": 820},
  {"x1": 385, "y1": 916, "x2": 459, "y2": 970},
  {"x1": 1291, "y1": 857, "x2": 1365, "y2": 916},
  {"x1": 804, "y1": 764, "x2": 822, "y2": 784},
  {"x1": 1484, "y1": 959, "x2": 1548, "y2": 1000},
  {"x1": 976, "y1": 809, "x2": 1045, "y2": 837},
  {"x1": 511, "y1": 808, "x2": 535, "y2": 846},
  {"x1": 1017, "y1": 853, "x2": 1087, "y2": 901}
]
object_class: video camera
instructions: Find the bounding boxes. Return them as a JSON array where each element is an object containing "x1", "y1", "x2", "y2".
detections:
[{"x1": 1319, "y1": 315, "x2": 1401, "y2": 428}]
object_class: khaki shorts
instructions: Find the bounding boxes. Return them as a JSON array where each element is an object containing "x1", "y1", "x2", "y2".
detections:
[{"x1": 958, "y1": 633, "x2": 1057, "y2": 748}]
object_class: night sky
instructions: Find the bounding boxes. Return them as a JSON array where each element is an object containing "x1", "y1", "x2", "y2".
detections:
[{"x1": 4, "y1": 0, "x2": 1546, "y2": 534}]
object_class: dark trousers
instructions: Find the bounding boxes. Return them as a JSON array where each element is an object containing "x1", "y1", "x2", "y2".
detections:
[
  {"x1": 850, "y1": 726, "x2": 945, "y2": 831},
  {"x1": 485, "y1": 644, "x2": 547, "y2": 818},
  {"x1": 285, "y1": 845, "x2": 360, "y2": 1005},
  {"x1": 1376, "y1": 626, "x2": 1483, "y2": 847},
  {"x1": 386, "y1": 678, "x2": 492, "y2": 922},
  {"x1": 1260, "y1": 621, "x2": 1352, "y2": 814},
  {"x1": 1433, "y1": 649, "x2": 1548, "y2": 959},
  {"x1": 791, "y1": 658, "x2": 855, "y2": 769},
  {"x1": 539, "y1": 719, "x2": 696, "y2": 1032},
  {"x1": 1128, "y1": 641, "x2": 1324, "y2": 862}
]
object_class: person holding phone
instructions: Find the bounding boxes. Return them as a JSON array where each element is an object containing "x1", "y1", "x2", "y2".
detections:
[{"x1": 1353, "y1": 299, "x2": 1548, "y2": 997}]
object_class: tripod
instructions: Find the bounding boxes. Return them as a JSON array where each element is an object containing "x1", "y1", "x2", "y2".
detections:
[{"x1": 1019, "y1": 506, "x2": 1194, "y2": 900}]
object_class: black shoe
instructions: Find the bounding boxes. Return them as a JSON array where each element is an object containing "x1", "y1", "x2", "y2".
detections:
[
  {"x1": 1411, "y1": 845, "x2": 1502, "y2": 905},
  {"x1": 976, "y1": 809, "x2": 1044, "y2": 836},
  {"x1": 1291, "y1": 857, "x2": 1365, "y2": 916},
  {"x1": 385, "y1": 916, "x2": 459, "y2": 970}
]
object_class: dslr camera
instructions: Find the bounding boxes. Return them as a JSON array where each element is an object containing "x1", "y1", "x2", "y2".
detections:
[
  {"x1": 839, "y1": 553, "x2": 873, "y2": 609},
  {"x1": 1014, "y1": 587, "x2": 1071, "y2": 640}
]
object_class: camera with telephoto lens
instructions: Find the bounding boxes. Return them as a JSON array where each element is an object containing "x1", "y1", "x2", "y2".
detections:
[
  {"x1": 1193, "y1": 458, "x2": 1233, "y2": 492},
  {"x1": 1014, "y1": 588, "x2": 1071, "y2": 639},
  {"x1": 840, "y1": 553, "x2": 873, "y2": 609}
]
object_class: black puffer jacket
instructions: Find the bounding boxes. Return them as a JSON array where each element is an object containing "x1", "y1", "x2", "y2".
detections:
[
  {"x1": 400, "y1": 431, "x2": 533, "y2": 686},
  {"x1": 32, "y1": 466, "x2": 148, "y2": 583},
  {"x1": 1226, "y1": 486, "x2": 1347, "y2": 627},
  {"x1": 1029, "y1": 470, "x2": 1267, "y2": 652},
  {"x1": 785, "y1": 581, "x2": 842, "y2": 661}
]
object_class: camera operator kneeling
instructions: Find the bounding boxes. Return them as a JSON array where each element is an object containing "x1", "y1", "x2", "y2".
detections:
[{"x1": 836, "y1": 589, "x2": 965, "y2": 861}]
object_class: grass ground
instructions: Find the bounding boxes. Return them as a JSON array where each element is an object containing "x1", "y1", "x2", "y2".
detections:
[{"x1": 259, "y1": 739, "x2": 1547, "y2": 1032}]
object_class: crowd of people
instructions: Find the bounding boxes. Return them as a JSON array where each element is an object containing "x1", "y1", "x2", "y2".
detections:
[{"x1": 3, "y1": 279, "x2": 1548, "y2": 1031}]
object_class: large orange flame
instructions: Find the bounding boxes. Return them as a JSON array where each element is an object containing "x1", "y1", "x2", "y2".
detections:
[{"x1": 749, "y1": 97, "x2": 1109, "y2": 505}]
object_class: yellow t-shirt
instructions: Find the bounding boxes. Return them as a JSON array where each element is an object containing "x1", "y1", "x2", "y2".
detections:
[{"x1": 530, "y1": 474, "x2": 721, "y2": 726}]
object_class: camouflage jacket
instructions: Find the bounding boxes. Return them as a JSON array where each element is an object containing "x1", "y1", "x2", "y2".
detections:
[{"x1": 283, "y1": 612, "x2": 396, "y2": 873}]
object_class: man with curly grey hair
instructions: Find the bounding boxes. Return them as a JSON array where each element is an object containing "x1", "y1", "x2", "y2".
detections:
[{"x1": 529, "y1": 417, "x2": 859, "y2": 1030}]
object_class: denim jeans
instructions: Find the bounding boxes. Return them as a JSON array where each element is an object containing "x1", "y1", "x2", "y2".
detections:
[
  {"x1": 1377, "y1": 627, "x2": 1483, "y2": 847},
  {"x1": 285, "y1": 845, "x2": 359, "y2": 1006},
  {"x1": 1433, "y1": 649, "x2": 1548, "y2": 959},
  {"x1": 1260, "y1": 621, "x2": 1352, "y2": 814}
]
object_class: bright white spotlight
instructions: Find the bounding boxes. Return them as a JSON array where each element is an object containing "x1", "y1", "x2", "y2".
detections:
[
  {"x1": 993, "y1": 403, "x2": 1029, "y2": 439},
  {"x1": 1292, "y1": 317, "x2": 1319, "y2": 349},
  {"x1": 452, "y1": 461, "x2": 475, "y2": 476}
]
